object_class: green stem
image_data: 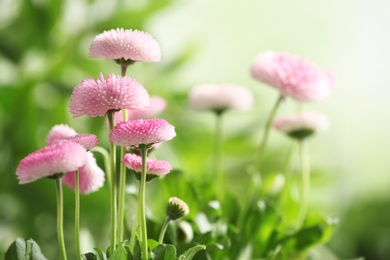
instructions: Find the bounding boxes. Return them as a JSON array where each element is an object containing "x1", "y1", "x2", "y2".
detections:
[
  {"x1": 158, "y1": 217, "x2": 171, "y2": 244},
  {"x1": 237, "y1": 94, "x2": 284, "y2": 232},
  {"x1": 254, "y1": 94, "x2": 284, "y2": 172},
  {"x1": 90, "y1": 146, "x2": 111, "y2": 187},
  {"x1": 298, "y1": 139, "x2": 310, "y2": 227},
  {"x1": 55, "y1": 178, "x2": 67, "y2": 260},
  {"x1": 138, "y1": 145, "x2": 149, "y2": 259},
  {"x1": 129, "y1": 209, "x2": 140, "y2": 253},
  {"x1": 107, "y1": 111, "x2": 117, "y2": 255},
  {"x1": 75, "y1": 170, "x2": 81, "y2": 260},
  {"x1": 117, "y1": 109, "x2": 128, "y2": 243},
  {"x1": 214, "y1": 112, "x2": 224, "y2": 200}
]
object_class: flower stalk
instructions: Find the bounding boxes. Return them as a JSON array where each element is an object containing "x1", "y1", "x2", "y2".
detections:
[
  {"x1": 75, "y1": 170, "x2": 81, "y2": 260},
  {"x1": 138, "y1": 144, "x2": 151, "y2": 259},
  {"x1": 55, "y1": 178, "x2": 67, "y2": 260},
  {"x1": 298, "y1": 138, "x2": 310, "y2": 227},
  {"x1": 254, "y1": 94, "x2": 284, "y2": 171},
  {"x1": 107, "y1": 111, "x2": 117, "y2": 255},
  {"x1": 158, "y1": 217, "x2": 171, "y2": 244}
]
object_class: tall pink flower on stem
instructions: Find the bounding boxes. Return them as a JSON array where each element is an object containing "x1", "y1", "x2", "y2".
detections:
[
  {"x1": 123, "y1": 153, "x2": 171, "y2": 182},
  {"x1": 16, "y1": 142, "x2": 88, "y2": 260},
  {"x1": 69, "y1": 73, "x2": 150, "y2": 118},
  {"x1": 69, "y1": 72, "x2": 150, "y2": 254},
  {"x1": 274, "y1": 112, "x2": 329, "y2": 229},
  {"x1": 46, "y1": 124, "x2": 103, "y2": 258},
  {"x1": 250, "y1": 51, "x2": 334, "y2": 102},
  {"x1": 110, "y1": 118, "x2": 175, "y2": 258},
  {"x1": 188, "y1": 84, "x2": 253, "y2": 196}
]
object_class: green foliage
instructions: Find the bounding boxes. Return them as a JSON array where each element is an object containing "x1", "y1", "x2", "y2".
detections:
[{"x1": 5, "y1": 238, "x2": 47, "y2": 260}]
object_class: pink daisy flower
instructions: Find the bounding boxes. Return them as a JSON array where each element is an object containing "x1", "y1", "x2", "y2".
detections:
[
  {"x1": 250, "y1": 51, "x2": 334, "y2": 102},
  {"x1": 47, "y1": 124, "x2": 99, "y2": 150},
  {"x1": 109, "y1": 119, "x2": 176, "y2": 146},
  {"x1": 89, "y1": 28, "x2": 161, "y2": 62},
  {"x1": 113, "y1": 96, "x2": 167, "y2": 124},
  {"x1": 273, "y1": 112, "x2": 329, "y2": 139},
  {"x1": 69, "y1": 73, "x2": 150, "y2": 118},
  {"x1": 123, "y1": 153, "x2": 171, "y2": 181},
  {"x1": 16, "y1": 142, "x2": 88, "y2": 184},
  {"x1": 63, "y1": 152, "x2": 105, "y2": 194},
  {"x1": 188, "y1": 84, "x2": 253, "y2": 113}
]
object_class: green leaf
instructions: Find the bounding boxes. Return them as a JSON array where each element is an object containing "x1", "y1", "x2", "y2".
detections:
[
  {"x1": 148, "y1": 239, "x2": 160, "y2": 252},
  {"x1": 179, "y1": 245, "x2": 206, "y2": 260},
  {"x1": 82, "y1": 252, "x2": 97, "y2": 260},
  {"x1": 151, "y1": 244, "x2": 177, "y2": 260},
  {"x1": 277, "y1": 214, "x2": 336, "y2": 252},
  {"x1": 94, "y1": 247, "x2": 108, "y2": 260},
  {"x1": 5, "y1": 238, "x2": 47, "y2": 260},
  {"x1": 109, "y1": 244, "x2": 127, "y2": 260}
]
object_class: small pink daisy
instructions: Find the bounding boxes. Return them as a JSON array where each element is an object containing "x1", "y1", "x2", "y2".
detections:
[
  {"x1": 89, "y1": 28, "x2": 161, "y2": 62},
  {"x1": 250, "y1": 51, "x2": 334, "y2": 102},
  {"x1": 16, "y1": 142, "x2": 88, "y2": 184},
  {"x1": 113, "y1": 96, "x2": 167, "y2": 124},
  {"x1": 69, "y1": 73, "x2": 150, "y2": 118},
  {"x1": 188, "y1": 84, "x2": 253, "y2": 113},
  {"x1": 109, "y1": 119, "x2": 176, "y2": 146},
  {"x1": 47, "y1": 124, "x2": 98, "y2": 150},
  {"x1": 123, "y1": 153, "x2": 171, "y2": 181},
  {"x1": 273, "y1": 112, "x2": 329, "y2": 139},
  {"x1": 63, "y1": 152, "x2": 105, "y2": 194}
]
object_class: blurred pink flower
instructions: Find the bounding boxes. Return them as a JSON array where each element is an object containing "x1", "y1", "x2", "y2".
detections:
[
  {"x1": 273, "y1": 112, "x2": 329, "y2": 139},
  {"x1": 89, "y1": 28, "x2": 161, "y2": 62},
  {"x1": 63, "y1": 152, "x2": 105, "y2": 194},
  {"x1": 109, "y1": 119, "x2": 176, "y2": 146},
  {"x1": 123, "y1": 153, "x2": 171, "y2": 181},
  {"x1": 16, "y1": 142, "x2": 88, "y2": 184},
  {"x1": 113, "y1": 96, "x2": 167, "y2": 124},
  {"x1": 188, "y1": 84, "x2": 253, "y2": 112},
  {"x1": 251, "y1": 51, "x2": 334, "y2": 102},
  {"x1": 47, "y1": 124, "x2": 98, "y2": 150},
  {"x1": 69, "y1": 73, "x2": 150, "y2": 118}
]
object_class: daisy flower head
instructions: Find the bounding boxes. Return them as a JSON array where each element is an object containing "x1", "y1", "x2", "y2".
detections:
[
  {"x1": 89, "y1": 28, "x2": 161, "y2": 63},
  {"x1": 189, "y1": 84, "x2": 253, "y2": 114},
  {"x1": 69, "y1": 73, "x2": 150, "y2": 118},
  {"x1": 47, "y1": 124, "x2": 99, "y2": 150},
  {"x1": 109, "y1": 119, "x2": 176, "y2": 147},
  {"x1": 16, "y1": 142, "x2": 88, "y2": 184},
  {"x1": 63, "y1": 152, "x2": 105, "y2": 194},
  {"x1": 166, "y1": 197, "x2": 190, "y2": 220},
  {"x1": 250, "y1": 51, "x2": 334, "y2": 102},
  {"x1": 123, "y1": 153, "x2": 171, "y2": 182},
  {"x1": 273, "y1": 112, "x2": 329, "y2": 140}
]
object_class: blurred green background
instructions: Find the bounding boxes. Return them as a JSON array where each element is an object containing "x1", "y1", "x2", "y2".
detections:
[{"x1": 1, "y1": 0, "x2": 390, "y2": 259}]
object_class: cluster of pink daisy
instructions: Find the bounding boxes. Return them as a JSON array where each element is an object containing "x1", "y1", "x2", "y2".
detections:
[
  {"x1": 16, "y1": 124, "x2": 104, "y2": 194},
  {"x1": 14, "y1": 24, "x2": 336, "y2": 260}
]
